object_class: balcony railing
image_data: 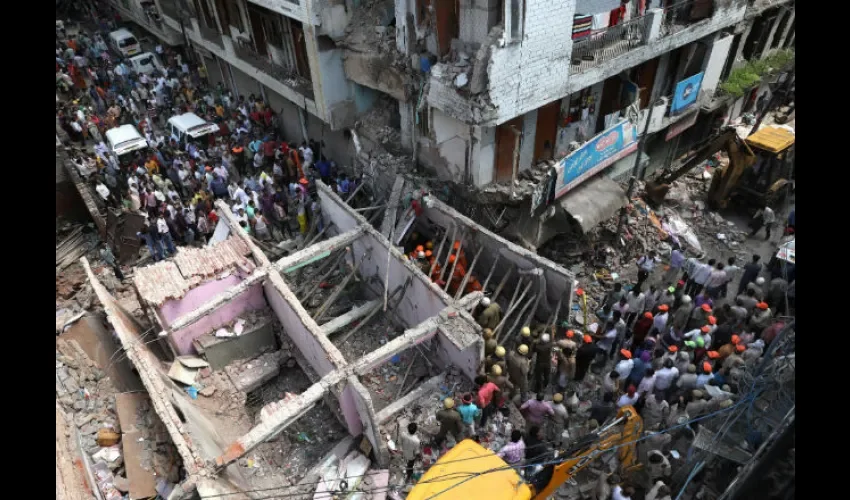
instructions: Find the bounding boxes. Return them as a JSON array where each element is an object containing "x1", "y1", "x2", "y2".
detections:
[
  {"x1": 571, "y1": 15, "x2": 651, "y2": 74},
  {"x1": 232, "y1": 38, "x2": 314, "y2": 99},
  {"x1": 661, "y1": 0, "x2": 715, "y2": 36},
  {"x1": 197, "y1": 22, "x2": 224, "y2": 48}
]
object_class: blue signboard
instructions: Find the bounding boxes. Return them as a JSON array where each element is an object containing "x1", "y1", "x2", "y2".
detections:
[
  {"x1": 670, "y1": 72, "x2": 704, "y2": 115},
  {"x1": 555, "y1": 119, "x2": 638, "y2": 199}
]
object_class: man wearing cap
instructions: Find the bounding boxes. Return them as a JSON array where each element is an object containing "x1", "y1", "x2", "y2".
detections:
[
  {"x1": 617, "y1": 385, "x2": 640, "y2": 408},
  {"x1": 748, "y1": 302, "x2": 773, "y2": 334},
  {"x1": 482, "y1": 328, "x2": 498, "y2": 357},
  {"x1": 434, "y1": 398, "x2": 463, "y2": 447},
  {"x1": 531, "y1": 333, "x2": 554, "y2": 393},
  {"x1": 518, "y1": 325, "x2": 532, "y2": 346},
  {"x1": 555, "y1": 343, "x2": 576, "y2": 393},
  {"x1": 457, "y1": 394, "x2": 481, "y2": 436},
  {"x1": 615, "y1": 350, "x2": 635, "y2": 382},
  {"x1": 487, "y1": 364, "x2": 513, "y2": 403},
  {"x1": 716, "y1": 335, "x2": 741, "y2": 360},
  {"x1": 649, "y1": 305, "x2": 670, "y2": 337},
  {"x1": 632, "y1": 312, "x2": 654, "y2": 348},
  {"x1": 507, "y1": 344, "x2": 531, "y2": 403},
  {"x1": 520, "y1": 392, "x2": 555, "y2": 426},
  {"x1": 549, "y1": 393, "x2": 570, "y2": 446},
  {"x1": 476, "y1": 297, "x2": 502, "y2": 330},
  {"x1": 670, "y1": 295, "x2": 693, "y2": 332},
  {"x1": 695, "y1": 362, "x2": 714, "y2": 389},
  {"x1": 483, "y1": 346, "x2": 508, "y2": 376},
  {"x1": 686, "y1": 302, "x2": 712, "y2": 331},
  {"x1": 658, "y1": 287, "x2": 676, "y2": 310},
  {"x1": 752, "y1": 277, "x2": 767, "y2": 301},
  {"x1": 575, "y1": 335, "x2": 598, "y2": 382}
]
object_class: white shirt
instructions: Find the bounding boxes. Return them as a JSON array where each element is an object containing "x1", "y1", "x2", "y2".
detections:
[
  {"x1": 612, "y1": 485, "x2": 632, "y2": 500},
  {"x1": 695, "y1": 373, "x2": 714, "y2": 388},
  {"x1": 232, "y1": 187, "x2": 250, "y2": 206},
  {"x1": 617, "y1": 393, "x2": 640, "y2": 408},
  {"x1": 654, "y1": 367, "x2": 679, "y2": 390},
  {"x1": 597, "y1": 328, "x2": 618, "y2": 351},
  {"x1": 652, "y1": 312, "x2": 669, "y2": 333},
  {"x1": 614, "y1": 359, "x2": 634, "y2": 381},
  {"x1": 156, "y1": 217, "x2": 169, "y2": 234},
  {"x1": 300, "y1": 146, "x2": 314, "y2": 164},
  {"x1": 626, "y1": 292, "x2": 645, "y2": 313},
  {"x1": 637, "y1": 375, "x2": 656, "y2": 395},
  {"x1": 95, "y1": 183, "x2": 110, "y2": 200},
  {"x1": 692, "y1": 263, "x2": 713, "y2": 285}
]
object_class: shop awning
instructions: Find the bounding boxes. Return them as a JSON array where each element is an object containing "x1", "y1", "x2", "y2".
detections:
[{"x1": 558, "y1": 175, "x2": 629, "y2": 233}]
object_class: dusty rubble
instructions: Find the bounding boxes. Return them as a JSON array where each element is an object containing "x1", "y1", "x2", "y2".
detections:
[
  {"x1": 359, "y1": 341, "x2": 441, "y2": 412},
  {"x1": 56, "y1": 338, "x2": 181, "y2": 500}
]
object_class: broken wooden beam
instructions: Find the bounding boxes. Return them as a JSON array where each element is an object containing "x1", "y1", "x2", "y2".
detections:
[
  {"x1": 380, "y1": 176, "x2": 405, "y2": 238},
  {"x1": 313, "y1": 253, "x2": 367, "y2": 322},
  {"x1": 320, "y1": 299, "x2": 382, "y2": 336},
  {"x1": 491, "y1": 265, "x2": 515, "y2": 303},
  {"x1": 494, "y1": 279, "x2": 534, "y2": 342}
]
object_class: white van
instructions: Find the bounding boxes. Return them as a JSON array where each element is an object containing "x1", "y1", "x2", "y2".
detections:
[
  {"x1": 105, "y1": 125, "x2": 150, "y2": 157},
  {"x1": 128, "y1": 52, "x2": 165, "y2": 75},
  {"x1": 167, "y1": 113, "x2": 220, "y2": 145},
  {"x1": 108, "y1": 29, "x2": 141, "y2": 57}
]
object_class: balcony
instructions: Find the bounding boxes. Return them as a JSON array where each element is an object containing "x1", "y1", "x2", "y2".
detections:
[
  {"x1": 571, "y1": 16, "x2": 652, "y2": 74},
  {"x1": 232, "y1": 38, "x2": 314, "y2": 100},
  {"x1": 197, "y1": 22, "x2": 224, "y2": 48}
]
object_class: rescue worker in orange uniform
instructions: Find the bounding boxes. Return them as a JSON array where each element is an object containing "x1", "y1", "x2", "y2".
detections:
[{"x1": 447, "y1": 254, "x2": 467, "y2": 296}]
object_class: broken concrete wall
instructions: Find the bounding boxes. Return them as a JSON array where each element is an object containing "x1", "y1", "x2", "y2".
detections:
[
  {"x1": 317, "y1": 184, "x2": 362, "y2": 233},
  {"x1": 434, "y1": 314, "x2": 483, "y2": 380},
  {"x1": 459, "y1": 0, "x2": 502, "y2": 46},
  {"x1": 163, "y1": 279, "x2": 268, "y2": 355},
  {"x1": 420, "y1": 197, "x2": 575, "y2": 322},
  {"x1": 345, "y1": 376, "x2": 387, "y2": 466},
  {"x1": 339, "y1": 383, "x2": 365, "y2": 437},
  {"x1": 263, "y1": 275, "x2": 347, "y2": 377},
  {"x1": 343, "y1": 51, "x2": 411, "y2": 103}
]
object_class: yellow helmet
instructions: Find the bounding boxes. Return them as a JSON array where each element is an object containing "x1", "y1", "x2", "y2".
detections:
[
  {"x1": 521, "y1": 326, "x2": 531, "y2": 337},
  {"x1": 491, "y1": 364, "x2": 502, "y2": 376},
  {"x1": 518, "y1": 344, "x2": 529, "y2": 355},
  {"x1": 495, "y1": 346, "x2": 506, "y2": 358},
  {"x1": 444, "y1": 397, "x2": 455, "y2": 409},
  {"x1": 553, "y1": 393, "x2": 564, "y2": 403},
  {"x1": 483, "y1": 328, "x2": 494, "y2": 339},
  {"x1": 426, "y1": 241, "x2": 434, "y2": 250}
]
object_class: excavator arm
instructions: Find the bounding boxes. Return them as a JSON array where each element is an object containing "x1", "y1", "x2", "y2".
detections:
[
  {"x1": 406, "y1": 406, "x2": 644, "y2": 500},
  {"x1": 530, "y1": 405, "x2": 644, "y2": 498},
  {"x1": 644, "y1": 128, "x2": 743, "y2": 206}
]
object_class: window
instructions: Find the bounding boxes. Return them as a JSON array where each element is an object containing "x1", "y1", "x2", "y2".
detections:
[
  {"x1": 225, "y1": 0, "x2": 244, "y2": 31},
  {"x1": 504, "y1": 0, "x2": 524, "y2": 42}
]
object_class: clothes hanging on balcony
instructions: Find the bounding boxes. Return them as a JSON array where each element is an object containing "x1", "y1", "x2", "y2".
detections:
[
  {"x1": 592, "y1": 12, "x2": 610, "y2": 31},
  {"x1": 609, "y1": 5, "x2": 626, "y2": 26},
  {"x1": 573, "y1": 15, "x2": 594, "y2": 40}
]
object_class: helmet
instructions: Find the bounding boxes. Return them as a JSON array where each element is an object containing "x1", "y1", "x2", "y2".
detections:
[
  {"x1": 755, "y1": 277, "x2": 765, "y2": 285},
  {"x1": 491, "y1": 364, "x2": 502, "y2": 376},
  {"x1": 426, "y1": 241, "x2": 434, "y2": 250},
  {"x1": 541, "y1": 334, "x2": 551, "y2": 343},
  {"x1": 453, "y1": 241, "x2": 461, "y2": 250},
  {"x1": 483, "y1": 328, "x2": 494, "y2": 339},
  {"x1": 481, "y1": 297, "x2": 491, "y2": 307},
  {"x1": 682, "y1": 295, "x2": 692, "y2": 304},
  {"x1": 448, "y1": 255, "x2": 457, "y2": 263},
  {"x1": 444, "y1": 397, "x2": 455, "y2": 409},
  {"x1": 521, "y1": 326, "x2": 531, "y2": 337},
  {"x1": 417, "y1": 251, "x2": 425, "y2": 259},
  {"x1": 518, "y1": 344, "x2": 529, "y2": 355},
  {"x1": 566, "y1": 330, "x2": 575, "y2": 338},
  {"x1": 495, "y1": 346, "x2": 506, "y2": 358},
  {"x1": 553, "y1": 393, "x2": 564, "y2": 403}
]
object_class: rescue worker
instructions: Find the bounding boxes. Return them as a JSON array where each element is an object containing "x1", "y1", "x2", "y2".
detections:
[
  {"x1": 531, "y1": 333, "x2": 554, "y2": 393},
  {"x1": 446, "y1": 254, "x2": 467, "y2": 295},
  {"x1": 555, "y1": 343, "x2": 576, "y2": 392},
  {"x1": 670, "y1": 295, "x2": 693, "y2": 331},
  {"x1": 483, "y1": 345, "x2": 508, "y2": 375},
  {"x1": 487, "y1": 365, "x2": 513, "y2": 408},
  {"x1": 506, "y1": 344, "x2": 531, "y2": 403},
  {"x1": 476, "y1": 297, "x2": 502, "y2": 330},
  {"x1": 414, "y1": 250, "x2": 430, "y2": 274},
  {"x1": 748, "y1": 302, "x2": 774, "y2": 334},
  {"x1": 518, "y1": 325, "x2": 532, "y2": 345},
  {"x1": 549, "y1": 393, "x2": 569, "y2": 446},
  {"x1": 434, "y1": 398, "x2": 463, "y2": 448},
  {"x1": 451, "y1": 240, "x2": 468, "y2": 268},
  {"x1": 687, "y1": 303, "x2": 712, "y2": 331},
  {"x1": 575, "y1": 335, "x2": 597, "y2": 382},
  {"x1": 631, "y1": 311, "x2": 654, "y2": 348},
  {"x1": 483, "y1": 328, "x2": 498, "y2": 357}
]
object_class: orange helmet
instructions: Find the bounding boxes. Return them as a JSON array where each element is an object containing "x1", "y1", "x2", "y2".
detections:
[
  {"x1": 453, "y1": 241, "x2": 461, "y2": 250},
  {"x1": 448, "y1": 255, "x2": 457, "y2": 263}
]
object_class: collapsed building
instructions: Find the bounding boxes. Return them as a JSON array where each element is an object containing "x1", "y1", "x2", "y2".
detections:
[{"x1": 80, "y1": 181, "x2": 575, "y2": 498}]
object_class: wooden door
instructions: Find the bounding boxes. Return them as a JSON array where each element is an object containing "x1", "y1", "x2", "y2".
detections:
[
  {"x1": 635, "y1": 57, "x2": 659, "y2": 109},
  {"x1": 596, "y1": 76, "x2": 622, "y2": 133},
  {"x1": 248, "y1": 7, "x2": 268, "y2": 55},
  {"x1": 435, "y1": 0, "x2": 459, "y2": 56},
  {"x1": 534, "y1": 101, "x2": 561, "y2": 163},
  {"x1": 494, "y1": 118, "x2": 523, "y2": 183},
  {"x1": 291, "y1": 22, "x2": 311, "y2": 81}
]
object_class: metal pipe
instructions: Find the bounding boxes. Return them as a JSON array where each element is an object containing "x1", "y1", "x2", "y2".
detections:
[
  {"x1": 344, "y1": 181, "x2": 366, "y2": 204},
  {"x1": 297, "y1": 248, "x2": 349, "y2": 300},
  {"x1": 491, "y1": 265, "x2": 515, "y2": 303},
  {"x1": 494, "y1": 279, "x2": 534, "y2": 342}
]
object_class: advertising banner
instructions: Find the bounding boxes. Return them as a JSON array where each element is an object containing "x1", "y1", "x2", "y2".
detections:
[
  {"x1": 670, "y1": 72, "x2": 704, "y2": 115},
  {"x1": 554, "y1": 120, "x2": 638, "y2": 199}
]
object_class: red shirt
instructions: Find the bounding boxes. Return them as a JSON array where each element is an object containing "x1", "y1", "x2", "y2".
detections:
[
  {"x1": 263, "y1": 140, "x2": 276, "y2": 157},
  {"x1": 264, "y1": 109, "x2": 273, "y2": 126},
  {"x1": 249, "y1": 110, "x2": 261, "y2": 123},
  {"x1": 478, "y1": 382, "x2": 499, "y2": 408},
  {"x1": 207, "y1": 211, "x2": 219, "y2": 225}
]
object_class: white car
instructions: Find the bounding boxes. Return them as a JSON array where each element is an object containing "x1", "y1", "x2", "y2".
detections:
[
  {"x1": 128, "y1": 52, "x2": 165, "y2": 75},
  {"x1": 105, "y1": 124, "x2": 150, "y2": 157},
  {"x1": 167, "y1": 113, "x2": 220, "y2": 145}
]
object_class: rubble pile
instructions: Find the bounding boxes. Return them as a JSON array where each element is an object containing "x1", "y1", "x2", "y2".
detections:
[
  {"x1": 129, "y1": 398, "x2": 182, "y2": 485},
  {"x1": 336, "y1": 313, "x2": 404, "y2": 363},
  {"x1": 210, "y1": 307, "x2": 275, "y2": 338},
  {"x1": 340, "y1": 0, "x2": 407, "y2": 64},
  {"x1": 358, "y1": 343, "x2": 441, "y2": 411}
]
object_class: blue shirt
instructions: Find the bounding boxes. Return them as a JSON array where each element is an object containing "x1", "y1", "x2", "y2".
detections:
[
  {"x1": 458, "y1": 403, "x2": 480, "y2": 424},
  {"x1": 249, "y1": 140, "x2": 262, "y2": 153},
  {"x1": 316, "y1": 160, "x2": 331, "y2": 178},
  {"x1": 671, "y1": 249, "x2": 685, "y2": 269}
]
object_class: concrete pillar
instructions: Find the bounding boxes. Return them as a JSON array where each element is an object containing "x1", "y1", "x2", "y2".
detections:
[
  {"x1": 760, "y1": 12, "x2": 784, "y2": 59},
  {"x1": 518, "y1": 110, "x2": 537, "y2": 172},
  {"x1": 472, "y1": 126, "x2": 496, "y2": 187},
  {"x1": 459, "y1": 0, "x2": 501, "y2": 46},
  {"x1": 646, "y1": 8, "x2": 664, "y2": 42},
  {"x1": 776, "y1": 10, "x2": 795, "y2": 49},
  {"x1": 399, "y1": 101, "x2": 414, "y2": 150},
  {"x1": 649, "y1": 52, "x2": 671, "y2": 103},
  {"x1": 734, "y1": 20, "x2": 754, "y2": 63}
]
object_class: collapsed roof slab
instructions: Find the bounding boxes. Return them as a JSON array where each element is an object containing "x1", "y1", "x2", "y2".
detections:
[
  {"x1": 420, "y1": 196, "x2": 576, "y2": 325},
  {"x1": 80, "y1": 257, "x2": 205, "y2": 496}
]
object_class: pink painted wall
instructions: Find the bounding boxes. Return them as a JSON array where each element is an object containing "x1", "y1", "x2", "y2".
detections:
[
  {"x1": 339, "y1": 385, "x2": 365, "y2": 437},
  {"x1": 159, "y1": 277, "x2": 268, "y2": 355}
]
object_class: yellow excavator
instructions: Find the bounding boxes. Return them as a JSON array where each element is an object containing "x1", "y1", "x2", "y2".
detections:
[
  {"x1": 644, "y1": 126, "x2": 794, "y2": 210},
  {"x1": 406, "y1": 405, "x2": 643, "y2": 500}
]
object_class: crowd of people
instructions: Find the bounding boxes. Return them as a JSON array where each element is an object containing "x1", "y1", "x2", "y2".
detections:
[
  {"x1": 396, "y1": 229, "x2": 793, "y2": 498},
  {"x1": 57, "y1": 13, "x2": 358, "y2": 263}
]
